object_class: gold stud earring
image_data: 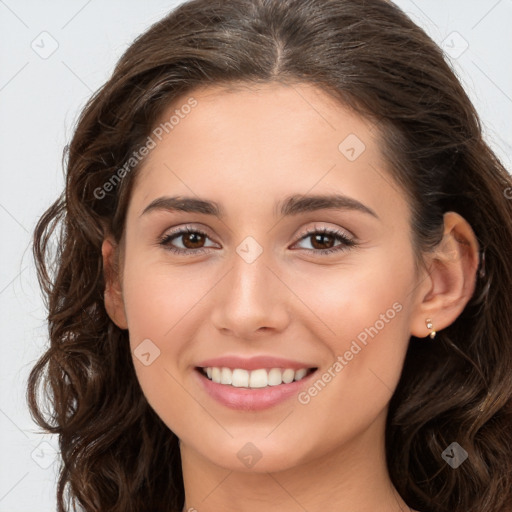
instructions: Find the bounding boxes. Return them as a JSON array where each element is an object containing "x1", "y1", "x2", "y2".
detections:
[{"x1": 425, "y1": 318, "x2": 436, "y2": 339}]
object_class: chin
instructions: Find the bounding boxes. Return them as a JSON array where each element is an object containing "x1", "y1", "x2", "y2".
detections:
[{"x1": 195, "y1": 437, "x2": 311, "y2": 473}]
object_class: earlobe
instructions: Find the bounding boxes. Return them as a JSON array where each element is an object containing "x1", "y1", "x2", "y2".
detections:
[
  {"x1": 410, "y1": 212, "x2": 480, "y2": 339},
  {"x1": 102, "y1": 238, "x2": 128, "y2": 330}
]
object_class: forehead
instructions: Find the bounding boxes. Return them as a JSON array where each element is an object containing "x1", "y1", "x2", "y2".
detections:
[
  {"x1": 156, "y1": 82, "x2": 375, "y2": 154},
  {"x1": 129, "y1": 82, "x2": 409, "y2": 224}
]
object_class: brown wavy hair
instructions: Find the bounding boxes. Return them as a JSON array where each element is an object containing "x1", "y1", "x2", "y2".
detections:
[{"x1": 28, "y1": 0, "x2": 512, "y2": 511}]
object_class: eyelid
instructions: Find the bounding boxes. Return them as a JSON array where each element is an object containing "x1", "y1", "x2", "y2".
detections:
[
  {"x1": 160, "y1": 223, "x2": 216, "y2": 241},
  {"x1": 158, "y1": 224, "x2": 219, "y2": 248},
  {"x1": 293, "y1": 223, "x2": 356, "y2": 243}
]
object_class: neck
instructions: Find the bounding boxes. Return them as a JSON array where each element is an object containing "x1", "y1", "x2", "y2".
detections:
[{"x1": 180, "y1": 409, "x2": 413, "y2": 512}]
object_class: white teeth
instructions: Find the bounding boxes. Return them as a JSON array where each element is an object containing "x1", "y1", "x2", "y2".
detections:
[
  {"x1": 232, "y1": 369, "x2": 249, "y2": 387},
  {"x1": 201, "y1": 366, "x2": 312, "y2": 388},
  {"x1": 282, "y1": 369, "x2": 295, "y2": 384},
  {"x1": 220, "y1": 367, "x2": 232, "y2": 385},
  {"x1": 268, "y1": 368, "x2": 283, "y2": 386},
  {"x1": 294, "y1": 368, "x2": 307, "y2": 381},
  {"x1": 211, "y1": 367, "x2": 221, "y2": 384},
  {"x1": 249, "y1": 369, "x2": 268, "y2": 388}
]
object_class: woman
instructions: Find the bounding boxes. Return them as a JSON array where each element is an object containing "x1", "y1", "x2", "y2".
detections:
[{"x1": 28, "y1": 0, "x2": 512, "y2": 511}]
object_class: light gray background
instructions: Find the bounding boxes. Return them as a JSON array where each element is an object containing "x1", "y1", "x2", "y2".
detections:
[{"x1": 1, "y1": 1, "x2": 511, "y2": 510}]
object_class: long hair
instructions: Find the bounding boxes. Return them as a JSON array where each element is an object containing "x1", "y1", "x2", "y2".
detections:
[{"x1": 28, "y1": 0, "x2": 512, "y2": 511}]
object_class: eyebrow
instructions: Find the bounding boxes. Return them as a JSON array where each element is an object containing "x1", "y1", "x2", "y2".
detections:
[{"x1": 140, "y1": 193, "x2": 379, "y2": 219}]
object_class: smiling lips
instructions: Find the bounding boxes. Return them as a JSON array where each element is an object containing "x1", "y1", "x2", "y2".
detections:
[
  {"x1": 196, "y1": 355, "x2": 317, "y2": 387},
  {"x1": 194, "y1": 355, "x2": 318, "y2": 409},
  {"x1": 201, "y1": 366, "x2": 313, "y2": 388}
]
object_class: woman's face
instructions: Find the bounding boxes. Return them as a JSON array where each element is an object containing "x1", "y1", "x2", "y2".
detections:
[{"x1": 109, "y1": 82, "x2": 428, "y2": 472}]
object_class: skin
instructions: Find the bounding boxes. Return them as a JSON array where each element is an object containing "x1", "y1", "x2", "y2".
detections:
[{"x1": 103, "y1": 82, "x2": 480, "y2": 512}]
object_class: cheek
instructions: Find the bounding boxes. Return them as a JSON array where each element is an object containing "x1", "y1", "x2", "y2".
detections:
[
  {"x1": 122, "y1": 255, "x2": 214, "y2": 345},
  {"x1": 287, "y1": 247, "x2": 415, "y2": 404},
  {"x1": 120, "y1": 257, "x2": 210, "y2": 431},
  {"x1": 289, "y1": 246, "x2": 413, "y2": 342},
  {"x1": 120, "y1": 254, "x2": 220, "y2": 417}
]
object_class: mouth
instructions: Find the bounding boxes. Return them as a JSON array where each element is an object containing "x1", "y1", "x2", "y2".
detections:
[
  {"x1": 193, "y1": 355, "x2": 319, "y2": 410},
  {"x1": 196, "y1": 366, "x2": 317, "y2": 389}
]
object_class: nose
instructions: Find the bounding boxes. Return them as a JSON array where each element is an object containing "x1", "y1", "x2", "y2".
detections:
[{"x1": 210, "y1": 251, "x2": 291, "y2": 340}]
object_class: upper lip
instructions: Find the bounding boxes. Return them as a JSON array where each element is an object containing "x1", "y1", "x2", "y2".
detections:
[{"x1": 195, "y1": 356, "x2": 317, "y2": 371}]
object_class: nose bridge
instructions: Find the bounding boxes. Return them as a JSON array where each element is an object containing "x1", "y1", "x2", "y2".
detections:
[{"x1": 210, "y1": 245, "x2": 290, "y2": 337}]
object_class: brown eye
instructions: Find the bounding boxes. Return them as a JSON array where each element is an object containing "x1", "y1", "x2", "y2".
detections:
[
  {"x1": 159, "y1": 227, "x2": 218, "y2": 255},
  {"x1": 293, "y1": 227, "x2": 356, "y2": 255},
  {"x1": 310, "y1": 233, "x2": 336, "y2": 250},
  {"x1": 181, "y1": 232, "x2": 206, "y2": 249}
]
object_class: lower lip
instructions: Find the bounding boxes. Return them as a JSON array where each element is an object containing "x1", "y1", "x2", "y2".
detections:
[{"x1": 195, "y1": 369, "x2": 317, "y2": 411}]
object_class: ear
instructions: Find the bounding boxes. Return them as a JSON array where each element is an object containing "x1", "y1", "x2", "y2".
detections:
[
  {"x1": 102, "y1": 237, "x2": 128, "y2": 330},
  {"x1": 410, "y1": 211, "x2": 480, "y2": 338}
]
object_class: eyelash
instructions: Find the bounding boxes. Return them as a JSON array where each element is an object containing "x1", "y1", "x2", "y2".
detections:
[{"x1": 158, "y1": 225, "x2": 357, "y2": 256}]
